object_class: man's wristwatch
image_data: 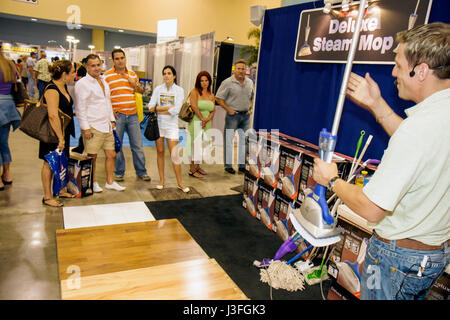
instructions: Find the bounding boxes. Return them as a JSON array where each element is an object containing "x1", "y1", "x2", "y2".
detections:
[{"x1": 327, "y1": 176, "x2": 340, "y2": 191}]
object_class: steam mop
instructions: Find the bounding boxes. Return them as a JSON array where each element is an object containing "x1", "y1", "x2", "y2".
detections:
[{"x1": 290, "y1": 0, "x2": 368, "y2": 247}]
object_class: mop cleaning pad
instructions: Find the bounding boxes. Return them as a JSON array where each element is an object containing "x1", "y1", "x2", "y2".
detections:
[{"x1": 260, "y1": 260, "x2": 305, "y2": 292}]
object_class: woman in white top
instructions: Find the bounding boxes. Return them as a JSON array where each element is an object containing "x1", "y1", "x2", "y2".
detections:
[{"x1": 148, "y1": 65, "x2": 189, "y2": 192}]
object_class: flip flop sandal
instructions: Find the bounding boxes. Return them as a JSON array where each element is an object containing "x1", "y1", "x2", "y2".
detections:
[
  {"x1": 197, "y1": 168, "x2": 208, "y2": 175},
  {"x1": 188, "y1": 170, "x2": 204, "y2": 179},
  {"x1": 42, "y1": 198, "x2": 64, "y2": 207},
  {"x1": 58, "y1": 192, "x2": 76, "y2": 198}
]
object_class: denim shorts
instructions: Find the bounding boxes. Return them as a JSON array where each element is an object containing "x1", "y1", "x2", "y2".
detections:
[{"x1": 360, "y1": 235, "x2": 449, "y2": 300}]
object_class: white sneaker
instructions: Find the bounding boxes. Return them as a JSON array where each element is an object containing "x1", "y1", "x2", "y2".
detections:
[
  {"x1": 105, "y1": 181, "x2": 126, "y2": 191},
  {"x1": 93, "y1": 181, "x2": 103, "y2": 193}
]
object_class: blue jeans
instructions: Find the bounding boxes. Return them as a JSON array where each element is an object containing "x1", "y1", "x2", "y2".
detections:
[
  {"x1": 0, "y1": 123, "x2": 12, "y2": 166},
  {"x1": 27, "y1": 75, "x2": 36, "y2": 98},
  {"x1": 114, "y1": 113, "x2": 147, "y2": 177},
  {"x1": 360, "y1": 235, "x2": 449, "y2": 300},
  {"x1": 37, "y1": 80, "x2": 49, "y2": 99},
  {"x1": 223, "y1": 113, "x2": 250, "y2": 169}
]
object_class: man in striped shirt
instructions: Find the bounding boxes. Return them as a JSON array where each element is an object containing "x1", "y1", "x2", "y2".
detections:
[{"x1": 104, "y1": 49, "x2": 150, "y2": 182}]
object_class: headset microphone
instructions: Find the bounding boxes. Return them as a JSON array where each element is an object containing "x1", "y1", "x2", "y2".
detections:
[
  {"x1": 394, "y1": 79, "x2": 398, "y2": 86},
  {"x1": 409, "y1": 63, "x2": 419, "y2": 77}
]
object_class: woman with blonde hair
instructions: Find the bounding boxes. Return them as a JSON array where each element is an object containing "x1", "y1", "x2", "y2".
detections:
[{"x1": 0, "y1": 48, "x2": 21, "y2": 191}]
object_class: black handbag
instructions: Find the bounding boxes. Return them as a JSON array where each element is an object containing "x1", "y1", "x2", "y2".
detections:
[
  {"x1": 144, "y1": 111, "x2": 160, "y2": 141},
  {"x1": 11, "y1": 81, "x2": 29, "y2": 107}
]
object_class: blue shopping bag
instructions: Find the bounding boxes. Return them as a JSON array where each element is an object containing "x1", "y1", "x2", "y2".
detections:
[
  {"x1": 44, "y1": 149, "x2": 69, "y2": 196},
  {"x1": 113, "y1": 129, "x2": 121, "y2": 153}
]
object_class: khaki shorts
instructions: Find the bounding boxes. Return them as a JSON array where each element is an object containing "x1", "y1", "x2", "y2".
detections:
[{"x1": 83, "y1": 127, "x2": 115, "y2": 155}]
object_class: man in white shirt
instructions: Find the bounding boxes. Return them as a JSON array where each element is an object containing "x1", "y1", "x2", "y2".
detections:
[
  {"x1": 313, "y1": 23, "x2": 449, "y2": 300},
  {"x1": 74, "y1": 54, "x2": 125, "y2": 192}
]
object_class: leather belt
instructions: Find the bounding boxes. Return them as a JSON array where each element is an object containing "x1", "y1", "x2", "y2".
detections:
[
  {"x1": 235, "y1": 110, "x2": 249, "y2": 114},
  {"x1": 373, "y1": 231, "x2": 449, "y2": 251}
]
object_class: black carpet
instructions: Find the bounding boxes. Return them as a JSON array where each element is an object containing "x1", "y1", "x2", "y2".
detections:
[{"x1": 145, "y1": 194, "x2": 330, "y2": 300}]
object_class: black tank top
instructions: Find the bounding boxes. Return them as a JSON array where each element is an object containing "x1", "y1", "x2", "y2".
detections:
[{"x1": 43, "y1": 81, "x2": 75, "y2": 137}]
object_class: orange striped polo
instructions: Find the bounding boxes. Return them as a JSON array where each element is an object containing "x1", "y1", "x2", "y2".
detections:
[{"x1": 104, "y1": 67, "x2": 138, "y2": 115}]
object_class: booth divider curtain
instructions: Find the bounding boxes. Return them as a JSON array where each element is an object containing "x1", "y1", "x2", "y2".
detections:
[
  {"x1": 253, "y1": 0, "x2": 449, "y2": 161},
  {"x1": 152, "y1": 32, "x2": 215, "y2": 97}
]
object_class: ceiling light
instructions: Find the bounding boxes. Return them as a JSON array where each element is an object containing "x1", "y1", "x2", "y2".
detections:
[
  {"x1": 31, "y1": 18, "x2": 37, "y2": 21},
  {"x1": 226, "y1": 37, "x2": 233, "y2": 41},
  {"x1": 114, "y1": 45, "x2": 121, "y2": 49},
  {"x1": 88, "y1": 45, "x2": 95, "y2": 49},
  {"x1": 342, "y1": 0, "x2": 350, "y2": 12},
  {"x1": 323, "y1": 2, "x2": 332, "y2": 14},
  {"x1": 118, "y1": 29, "x2": 124, "y2": 32}
]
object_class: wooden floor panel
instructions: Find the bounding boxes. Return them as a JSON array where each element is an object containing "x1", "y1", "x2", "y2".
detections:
[
  {"x1": 61, "y1": 258, "x2": 247, "y2": 300},
  {"x1": 56, "y1": 219, "x2": 209, "y2": 280}
]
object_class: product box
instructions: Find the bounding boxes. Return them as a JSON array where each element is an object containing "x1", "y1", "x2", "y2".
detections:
[
  {"x1": 273, "y1": 191, "x2": 297, "y2": 241},
  {"x1": 256, "y1": 133, "x2": 281, "y2": 188},
  {"x1": 67, "y1": 156, "x2": 94, "y2": 198},
  {"x1": 327, "y1": 283, "x2": 358, "y2": 300},
  {"x1": 242, "y1": 173, "x2": 258, "y2": 217},
  {"x1": 327, "y1": 218, "x2": 372, "y2": 299},
  {"x1": 277, "y1": 144, "x2": 303, "y2": 200},
  {"x1": 245, "y1": 132, "x2": 261, "y2": 178},
  {"x1": 256, "y1": 179, "x2": 276, "y2": 230},
  {"x1": 425, "y1": 271, "x2": 450, "y2": 300}
]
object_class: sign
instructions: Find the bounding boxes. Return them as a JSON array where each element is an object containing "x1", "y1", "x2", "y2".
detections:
[
  {"x1": 13, "y1": 0, "x2": 38, "y2": 4},
  {"x1": 294, "y1": 0, "x2": 433, "y2": 64},
  {"x1": 0, "y1": 42, "x2": 38, "y2": 55}
]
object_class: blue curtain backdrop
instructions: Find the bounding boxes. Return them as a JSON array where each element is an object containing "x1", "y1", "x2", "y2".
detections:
[{"x1": 254, "y1": 0, "x2": 450, "y2": 161}]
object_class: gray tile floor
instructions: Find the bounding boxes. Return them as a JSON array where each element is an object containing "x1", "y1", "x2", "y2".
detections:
[{"x1": 0, "y1": 127, "x2": 244, "y2": 299}]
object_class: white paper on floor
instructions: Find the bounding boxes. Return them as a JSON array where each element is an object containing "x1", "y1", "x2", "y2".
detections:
[{"x1": 63, "y1": 201, "x2": 155, "y2": 229}]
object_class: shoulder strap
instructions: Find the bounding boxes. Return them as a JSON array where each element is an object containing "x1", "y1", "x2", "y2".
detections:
[{"x1": 40, "y1": 83, "x2": 57, "y2": 105}]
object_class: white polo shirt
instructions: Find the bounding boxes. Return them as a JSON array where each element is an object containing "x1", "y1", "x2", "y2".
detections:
[
  {"x1": 363, "y1": 88, "x2": 450, "y2": 246},
  {"x1": 74, "y1": 73, "x2": 116, "y2": 133}
]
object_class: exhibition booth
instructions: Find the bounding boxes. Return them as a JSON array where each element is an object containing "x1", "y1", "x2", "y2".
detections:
[{"x1": 1, "y1": 0, "x2": 449, "y2": 302}]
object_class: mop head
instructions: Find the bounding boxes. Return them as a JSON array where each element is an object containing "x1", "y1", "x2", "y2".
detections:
[
  {"x1": 299, "y1": 43, "x2": 312, "y2": 56},
  {"x1": 302, "y1": 265, "x2": 329, "y2": 286},
  {"x1": 260, "y1": 260, "x2": 305, "y2": 292}
]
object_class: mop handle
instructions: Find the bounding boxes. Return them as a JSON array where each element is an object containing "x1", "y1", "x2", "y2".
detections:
[
  {"x1": 330, "y1": 0, "x2": 368, "y2": 138},
  {"x1": 286, "y1": 245, "x2": 314, "y2": 265}
]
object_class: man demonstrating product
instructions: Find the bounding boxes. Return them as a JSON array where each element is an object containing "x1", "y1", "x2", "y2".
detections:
[
  {"x1": 104, "y1": 49, "x2": 150, "y2": 182},
  {"x1": 313, "y1": 23, "x2": 449, "y2": 300},
  {"x1": 216, "y1": 59, "x2": 254, "y2": 174},
  {"x1": 34, "y1": 50, "x2": 51, "y2": 99},
  {"x1": 74, "y1": 54, "x2": 125, "y2": 192},
  {"x1": 26, "y1": 51, "x2": 37, "y2": 99}
]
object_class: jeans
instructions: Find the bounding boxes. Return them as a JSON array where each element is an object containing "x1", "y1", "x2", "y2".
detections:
[
  {"x1": 223, "y1": 113, "x2": 250, "y2": 169},
  {"x1": 114, "y1": 113, "x2": 147, "y2": 177},
  {"x1": 360, "y1": 235, "x2": 449, "y2": 300},
  {"x1": 0, "y1": 123, "x2": 12, "y2": 166},
  {"x1": 37, "y1": 80, "x2": 50, "y2": 99},
  {"x1": 27, "y1": 76, "x2": 36, "y2": 98}
]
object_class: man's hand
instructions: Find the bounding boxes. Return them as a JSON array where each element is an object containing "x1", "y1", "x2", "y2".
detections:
[
  {"x1": 313, "y1": 158, "x2": 338, "y2": 186},
  {"x1": 227, "y1": 109, "x2": 237, "y2": 116},
  {"x1": 83, "y1": 129, "x2": 93, "y2": 140},
  {"x1": 127, "y1": 76, "x2": 136, "y2": 87},
  {"x1": 347, "y1": 72, "x2": 382, "y2": 114}
]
